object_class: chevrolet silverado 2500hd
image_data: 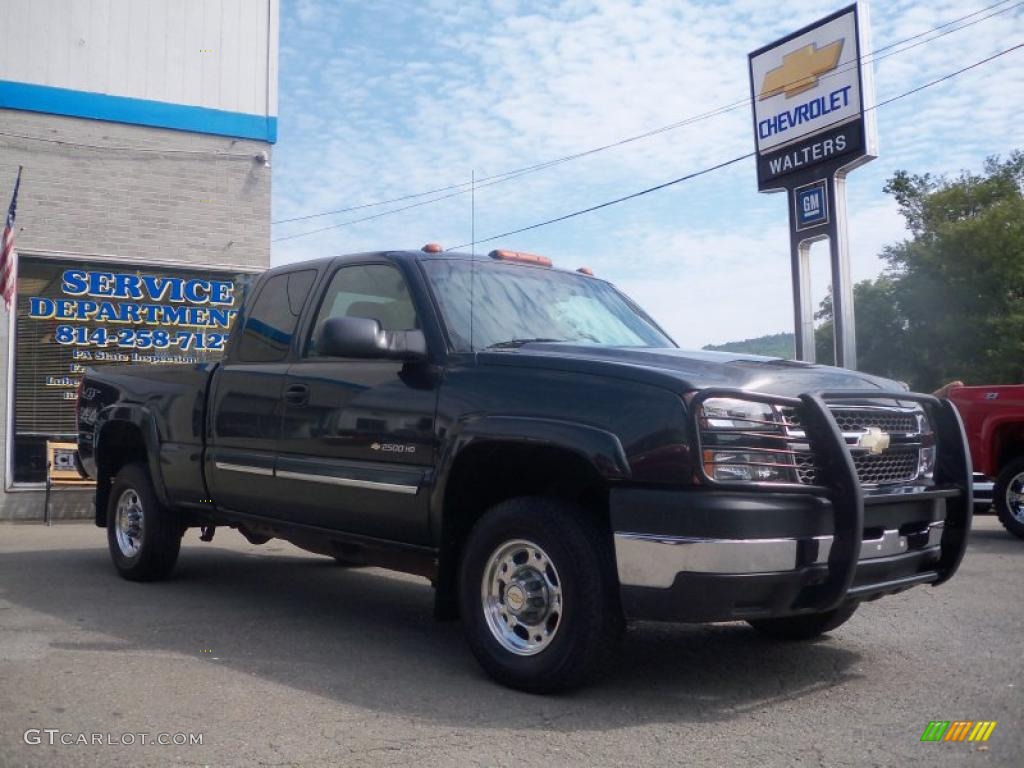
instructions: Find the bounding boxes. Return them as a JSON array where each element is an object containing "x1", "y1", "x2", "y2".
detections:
[{"x1": 77, "y1": 246, "x2": 973, "y2": 692}]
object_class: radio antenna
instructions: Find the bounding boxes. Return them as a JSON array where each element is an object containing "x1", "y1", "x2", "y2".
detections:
[{"x1": 470, "y1": 169, "x2": 476, "y2": 353}]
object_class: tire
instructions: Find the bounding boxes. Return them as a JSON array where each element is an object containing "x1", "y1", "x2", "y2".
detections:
[
  {"x1": 747, "y1": 601, "x2": 859, "y2": 641},
  {"x1": 106, "y1": 463, "x2": 182, "y2": 581},
  {"x1": 458, "y1": 497, "x2": 623, "y2": 693},
  {"x1": 993, "y1": 456, "x2": 1024, "y2": 539}
]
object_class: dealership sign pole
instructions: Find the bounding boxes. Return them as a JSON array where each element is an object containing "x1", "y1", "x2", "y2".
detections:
[{"x1": 748, "y1": 2, "x2": 877, "y2": 368}]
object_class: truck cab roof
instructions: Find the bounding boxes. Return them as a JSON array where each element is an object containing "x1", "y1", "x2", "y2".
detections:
[{"x1": 264, "y1": 247, "x2": 595, "y2": 280}]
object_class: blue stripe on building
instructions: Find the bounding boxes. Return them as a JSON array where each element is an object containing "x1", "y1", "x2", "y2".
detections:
[{"x1": 0, "y1": 80, "x2": 276, "y2": 143}]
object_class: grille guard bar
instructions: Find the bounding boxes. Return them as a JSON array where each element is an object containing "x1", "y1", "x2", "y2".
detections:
[{"x1": 689, "y1": 388, "x2": 973, "y2": 611}]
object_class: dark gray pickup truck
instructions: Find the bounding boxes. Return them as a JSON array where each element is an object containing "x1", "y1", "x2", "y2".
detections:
[{"x1": 77, "y1": 246, "x2": 973, "y2": 692}]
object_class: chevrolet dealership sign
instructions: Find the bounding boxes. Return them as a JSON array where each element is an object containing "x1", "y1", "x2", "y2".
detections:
[
  {"x1": 748, "y1": 3, "x2": 876, "y2": 190},
  {"x1": 747, "y1": 3, "x2": 879, "y2": 370}
]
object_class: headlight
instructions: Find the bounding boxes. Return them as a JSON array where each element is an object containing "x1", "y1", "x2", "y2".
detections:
[
  {"x1": 917, "y1": 446, "x2": 936, "y2": 479},
  {"x1": 698, "y1": 397, "x2": 797, "y2": 484},
  {"x1": 700, "y1": 398, "x2": 776, "y2": 430},
  {"x1": 703, "y1": 449, "x2": 797, "y2": 482},
  {"x1": 917, "y1": 412, "x2": 936, "y2": 480}
]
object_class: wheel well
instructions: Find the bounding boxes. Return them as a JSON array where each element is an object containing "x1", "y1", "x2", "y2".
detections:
[
  {"x1": 434, "y1": 441, "x2": 610, "y2": 619},
  {"x1": 994, "y1": 423, "x2": 1024, "y2": 472},
  {"x1": 94, "y1": 422, "x2": 148, "y2": 527}
]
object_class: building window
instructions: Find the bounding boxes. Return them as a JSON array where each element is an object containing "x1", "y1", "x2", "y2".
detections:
[{"x1": 11, "y1": 255, "x2": 256, "y2": 484}]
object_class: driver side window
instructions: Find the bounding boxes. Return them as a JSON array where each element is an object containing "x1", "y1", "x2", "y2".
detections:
[{"x1": 307, "y1": 264, "x2": 418, "y2": 357}]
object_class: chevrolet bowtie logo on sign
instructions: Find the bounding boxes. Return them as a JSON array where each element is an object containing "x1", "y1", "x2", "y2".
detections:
[
  {"x1": 921, "y1": 721, "x2": 997, "y2": 743},
  {"x1": 748, "y1": 3, "x2": 877, "y2": 188},
  {"x1": 759, "y1": 40, "x2": 844, "y2": 100}
]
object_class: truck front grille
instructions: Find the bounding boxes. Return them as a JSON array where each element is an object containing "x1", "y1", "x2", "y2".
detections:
[
  {"x1": 695, "y1": 396, "x2": 935, "y2": 491},
  {"x1": 785, "y1": 404, "x2": 929, "y2": 489},
  {"x1": 782, "y1": 407, "x2": 919, "y2": 434},
  {"x1": 795, "y1": 448, "x2": 921, "y2": 486}
]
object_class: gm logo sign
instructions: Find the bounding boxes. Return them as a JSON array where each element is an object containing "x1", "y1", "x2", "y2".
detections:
[{"x1": 794, "y1": 179, "x2": 829, "y2": 231}]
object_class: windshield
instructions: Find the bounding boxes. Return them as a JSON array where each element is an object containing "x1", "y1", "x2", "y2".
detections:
[{"x1": 421, "y1": 259, "x2": 674, "y2": 352}]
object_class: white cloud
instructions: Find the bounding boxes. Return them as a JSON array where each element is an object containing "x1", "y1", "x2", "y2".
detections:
[{"x1": 272, "y1": 0, "x2": 1023, "y2": 347}]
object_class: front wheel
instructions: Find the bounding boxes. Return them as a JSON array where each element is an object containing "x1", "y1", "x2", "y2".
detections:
[
  {"x1": 747, "y1": 602, "x2": 859, "y2": 640},
  {"x1": 458, "y1": 497, "x2": 623, "y2": 693},
  {"x1": 994, "y1": 456, "x2": 1024, "y2": 539},
  {"x1": 106, "y1": 463, "x2": 182, "y2": 581}
]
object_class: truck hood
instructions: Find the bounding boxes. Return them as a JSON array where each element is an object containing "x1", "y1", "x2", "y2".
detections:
[{"x1": 477, "y1": 344, "x2": 907, "y2": 398}]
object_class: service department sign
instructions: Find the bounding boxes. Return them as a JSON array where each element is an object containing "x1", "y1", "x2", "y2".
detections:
[{"x1": 748, "y1": 3, "x2": 877, "y2": 191}]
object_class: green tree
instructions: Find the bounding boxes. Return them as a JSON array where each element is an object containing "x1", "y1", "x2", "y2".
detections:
[
  {"x1": 814, "y1": 277, "x2": 906, "y2": 380},
  {"x1": 816, "y1": 152, "x2": 1024, "y2": 390}
]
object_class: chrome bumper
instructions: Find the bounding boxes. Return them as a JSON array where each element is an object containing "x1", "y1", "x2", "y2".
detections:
[
  {"x1": 614, "y1": 522, "x2": 944, "y2": 589},
  {"x1": 973, "y1": 473, "x2": 994, "y2": 507}
]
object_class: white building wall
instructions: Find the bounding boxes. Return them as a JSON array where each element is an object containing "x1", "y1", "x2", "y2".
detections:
[
  {"x1": 0, "y1": 0, "x2": 278, "y2": 121},
  {"x1": 0, "y1": 0, "x2": 278, "y2": 520}
]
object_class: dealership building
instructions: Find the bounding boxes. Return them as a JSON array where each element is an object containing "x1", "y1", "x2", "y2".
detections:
[{"x1": 0, "y1": 0, "x2": 278, "y2": 520}]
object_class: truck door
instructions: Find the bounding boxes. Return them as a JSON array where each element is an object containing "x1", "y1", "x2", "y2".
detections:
[
  {"x1": 275, "y1": 262, "x2": 437, "y2": 544},
  {"x1": 206, "y1": 269, "x2": 317, "y2": 517}
]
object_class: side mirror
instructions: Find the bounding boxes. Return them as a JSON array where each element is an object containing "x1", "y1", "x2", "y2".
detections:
[{"x1": 316, "y1": 316, "x2": 427, "y2": 361}]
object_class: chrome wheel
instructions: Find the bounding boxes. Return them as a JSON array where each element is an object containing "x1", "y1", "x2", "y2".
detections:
[
  {"x1": 481, "y1": 538, "x2": 562, "y2": 656},
  {"x1": 1006, "y1": 472, "x2": 1024, "y2": 523},
  {"x1": 115, "y1": 488, "x2": 144, "y2": 558}
]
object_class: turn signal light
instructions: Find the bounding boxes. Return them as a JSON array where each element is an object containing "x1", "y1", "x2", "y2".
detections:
[
  {"x1": 488, "y1": 249, "x2": 552, "y2": 267},
  {"x1": 421, "y1": 243, "x2": 444, "y2": 253}
]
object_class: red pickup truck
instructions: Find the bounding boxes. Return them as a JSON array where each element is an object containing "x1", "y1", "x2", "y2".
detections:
[{"x1": 948, "y1": 385, "x2": 1024, "y2": 538}]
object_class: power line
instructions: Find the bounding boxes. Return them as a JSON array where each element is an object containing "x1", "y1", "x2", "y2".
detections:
[
  {"x1": 272, "y1": 0, "x2": 1021, "y2": 230},
  {"x1": 445, "y1": 42, "x2": 1024, "y2": 250},
  {"x1": 272, "y1": 186, "x2": 471, "y2": 242},
  {"x1": 445, "y1": 153, "x2": 754, "y2": 250},
  {"x1": 272, "y1": 162, "x2": 559, "y2": 242},
  {"x1": 872, "y1": 41, "x2": 1023, "y2": 109},
  {"x1": 274, "y1": 5, "x2": 1021, "y2": 243}
]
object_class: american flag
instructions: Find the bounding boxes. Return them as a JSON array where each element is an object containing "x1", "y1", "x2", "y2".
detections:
[{"x1": 1, "y1": 166, "x2": 22, "y2": 312}]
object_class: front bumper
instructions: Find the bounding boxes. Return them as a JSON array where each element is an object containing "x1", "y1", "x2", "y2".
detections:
[
  {"x1": 613, "y1": 489, "x2": 952, "y2": 621},
  {"x1": 612, "y1": 390, "x2": 973, "y2": 623},
  {"x1": 973, "y1": 473, "x2": 994, "y2": 510}
]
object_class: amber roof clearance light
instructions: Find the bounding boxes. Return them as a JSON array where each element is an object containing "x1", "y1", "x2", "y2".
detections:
[
  {"x1": 421, "y1": 243, "x2": 444, "y2": 253},
  {"x1": 488, "y1": 249, "x2": 553, "y2": 267}
]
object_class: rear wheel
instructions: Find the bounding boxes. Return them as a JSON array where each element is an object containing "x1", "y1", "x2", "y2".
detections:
[
  {"x1": 747, "y1": 602, "x2": 859, "y2": 640},
  {"x1": 994, "y1": 457, "x2": 1024, "y2": 539},
  {"x1": 106, "y1": 463, "x2": 182, "y2": 581},
  {"x1": 458, "y1": 497, "x2": 623, "y2": 693}
]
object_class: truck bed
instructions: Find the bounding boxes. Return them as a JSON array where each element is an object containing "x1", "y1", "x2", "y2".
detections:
[{"x1": 78, "y1": 362, "x2": 218, "y2": 508}]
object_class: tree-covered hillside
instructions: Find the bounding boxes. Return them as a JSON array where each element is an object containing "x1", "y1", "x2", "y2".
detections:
[{"x1": 703, "y1": 332, "x2": 794, "y2": 359}]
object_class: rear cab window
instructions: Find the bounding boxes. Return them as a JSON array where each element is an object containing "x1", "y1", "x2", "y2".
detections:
[{"x1": 236, "y1": 270, "x2": 317, "y2": 362}]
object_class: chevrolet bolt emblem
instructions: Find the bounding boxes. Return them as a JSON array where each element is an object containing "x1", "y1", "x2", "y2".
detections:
[
  {"x1": 857, "y1": 427, "x2": 891, "y2": 455},
  {"x1": 759, "y1": 39, "x2": 844, "y2": 100}
]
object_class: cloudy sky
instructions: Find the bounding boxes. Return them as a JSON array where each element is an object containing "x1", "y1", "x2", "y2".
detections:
[{"x1": 270, "y1": 0, "x2": 1024, "y2": 350}]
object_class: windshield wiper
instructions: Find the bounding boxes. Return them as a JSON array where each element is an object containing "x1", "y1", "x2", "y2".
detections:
[{"x1": 485, "y1": 337, "x2": 565, "y2": 349}]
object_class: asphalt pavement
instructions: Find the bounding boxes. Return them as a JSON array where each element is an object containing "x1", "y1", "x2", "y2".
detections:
[{"x1": 0, "y1": 517, "x2": 1020, "y2": 767}]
